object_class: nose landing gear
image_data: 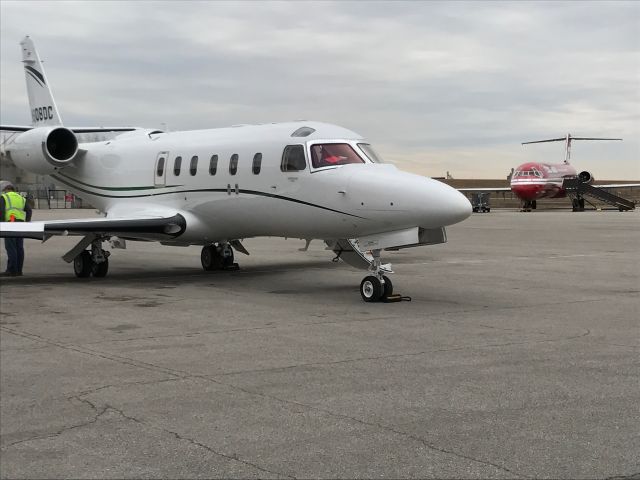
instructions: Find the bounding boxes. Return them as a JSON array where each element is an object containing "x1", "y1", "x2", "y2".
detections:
[{"x1": 359, "y1": 249, "x2": 394, "y2": 302}]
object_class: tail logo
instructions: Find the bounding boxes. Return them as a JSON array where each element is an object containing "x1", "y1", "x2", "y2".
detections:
[{"x1": 24, "y1": 65, "x2": 46, "y2": 87}]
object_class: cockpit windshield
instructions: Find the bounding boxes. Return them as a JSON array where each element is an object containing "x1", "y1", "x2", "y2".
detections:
[
  {"x1": 357, "y1": 143, "x2": 384, "y2": 163},
  {"x1": 310, "y1": 143, "x2": 365, "y2": 169},
  {"x1": 514, "y1": 168, "x2": 542, "y2": 178}
]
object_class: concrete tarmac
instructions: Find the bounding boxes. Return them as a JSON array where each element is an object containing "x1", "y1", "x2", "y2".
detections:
[{"x1": 1, "y1": 209, "x2": 638, "y2": 479}]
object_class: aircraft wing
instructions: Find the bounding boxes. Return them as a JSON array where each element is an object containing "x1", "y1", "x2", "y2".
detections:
[
  {"x1": 1, "y1": 125, "x2": 138, "y2": 134},
  {"x1": 457, "y1": 187, "x2": 511, "y2": 192},
  {"x1": 0, "y1": 214, "x2": 186, "y2": 241}
]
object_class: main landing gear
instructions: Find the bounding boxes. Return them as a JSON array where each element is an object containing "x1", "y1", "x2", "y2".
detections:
[
  {"x1": 572, "y1": 197, "x2": 586, "y2": 212},
  {"x1": 201, "y1": 243, "x2": 239, "y2": 271},
  {"x1": 359, "y1": 249, "x2": 394, "y2": 302},
  {"x1": 73, "y1": 239, "x2": 110, "y2": 278},
  {"x1": 520, "y1": 199, "x2": 537, "y2": 212}
]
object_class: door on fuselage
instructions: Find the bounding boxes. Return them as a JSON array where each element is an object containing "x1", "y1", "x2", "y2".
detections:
[{"x1": 154, "y1": 151, "x2": 169, "y2": 187}]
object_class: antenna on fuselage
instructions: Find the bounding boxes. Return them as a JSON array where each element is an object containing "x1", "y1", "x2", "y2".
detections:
[{"x1": 522, "y1": 133, "x2": 622, "y2": 164}]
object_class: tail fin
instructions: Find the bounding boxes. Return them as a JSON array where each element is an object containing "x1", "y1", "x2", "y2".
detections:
[
  {"x1": 20, "y1": 36, "x2": 63, "y2": 127},
  {"x1": 522, "y1": 133, "x2": 622, "y2": 164}
]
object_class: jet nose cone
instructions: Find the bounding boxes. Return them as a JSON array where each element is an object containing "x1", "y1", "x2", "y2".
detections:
[
  {"x1": 406, "y1": 176, "x2": 472, "y2": 228},
  {"x1": 447, "y1": 187, "x2": 473, "y2": 225}
]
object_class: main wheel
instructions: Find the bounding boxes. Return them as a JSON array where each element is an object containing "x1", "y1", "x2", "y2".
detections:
[
  {"x1": 220, "y1": 246, "x2": 235, "y2": 269},
  {"x1": 74, "y1": 250, "x2": 93, "y2": 278},
  {"x1": 382, "y1": 275, "x2": 393, "y2": 298},
  {"x1": 360, "y1": 275, "x2": 383, "y2": 302},
  {"x1": 92, "y1": 258, "x2": 109, "y2": 278},
  {"x1": 201, "y1": 245, "x2": 221, "y2": 271}
]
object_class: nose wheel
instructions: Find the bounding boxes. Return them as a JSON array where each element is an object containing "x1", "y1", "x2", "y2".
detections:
[
  {"x1": 359, "y1": 249, "x2": 394, "y2": 302},
  {"x1": 360, "y1": 274, "x2": 393, "y2": 302}
]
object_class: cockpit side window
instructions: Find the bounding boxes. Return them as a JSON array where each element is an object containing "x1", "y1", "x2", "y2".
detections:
[
  {"x1": 281, "y1": 145, "x2": 307, "y2": 172},
  {"x1": 357, "y1": 143, "x2": 384, "y2": 163},
  {"x1": 310, "y1": 143, "x2": 364, "y2": 169}
]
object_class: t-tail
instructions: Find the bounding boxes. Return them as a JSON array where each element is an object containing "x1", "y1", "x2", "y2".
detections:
[
  {"x1": 21, "y1": 35, "x2": 63, "y2": 127},
  {"x1": 522, "y1": 133, "x2": 622, "y2": 164}
]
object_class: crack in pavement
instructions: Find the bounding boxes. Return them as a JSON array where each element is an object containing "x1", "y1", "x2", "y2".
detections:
[
  {"x1": 2, "y1": 395, "x2": 293, "y2": 479},
  {"x1": 605, "y1": 473, "x2": 640, "y2": 480},
  {"x1": 1, "y1": 324, "x2": 592, "y2": 478},
  {"x1": 203, "y1": 376, "x2": 531, "y2": 479},
  {"x1": 2, "y1": 397, "x2": 109, "y2": 449},
  {"x1": 99, "y1": 404, "x2": 295, "y2": 479}
]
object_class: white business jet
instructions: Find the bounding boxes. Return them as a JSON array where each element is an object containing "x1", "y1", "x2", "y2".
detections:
[{"x1": 0, "y1": 36, "x2": 471, "y2": 302}]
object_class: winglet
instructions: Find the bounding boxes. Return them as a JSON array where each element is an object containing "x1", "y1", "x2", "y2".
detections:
[{"x1": 21, "y1": 35, "x2": 63, "y2": 127}]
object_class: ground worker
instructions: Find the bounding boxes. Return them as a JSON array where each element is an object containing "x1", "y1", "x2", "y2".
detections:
[{"x1": 0, "y1": 181, "x2": 33, "y2": 277}]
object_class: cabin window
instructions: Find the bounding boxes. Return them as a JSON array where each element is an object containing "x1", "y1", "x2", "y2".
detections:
[
  {"x1": 156, "y1": 157, "x2": 165, "y2": 177},
  {"x1": 173, "y1": 156, "x2": 182, "y2": 176},
  {"x1": 252, "y1": 153, "x2": 262, "y2": 175},
  {"x1": 229, "y1": 154, "x2": 238, "y2": 175},
  {"x1": 281, "y1": 145, "x2": 306, "y2": 172},
  {"x1": 209, "y1": 155, "x2": 218, "y2": 175},
  {"x1": 190, "y1": 156, "x2": 198, "y2": 176},
  {"x1": 311, "y1": 143, "x2": 364, "y2": 169}
]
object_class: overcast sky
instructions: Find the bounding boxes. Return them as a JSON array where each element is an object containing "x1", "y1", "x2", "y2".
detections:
[{"x1": 1, "y1": 1, "x2": 638, "y2": 178}]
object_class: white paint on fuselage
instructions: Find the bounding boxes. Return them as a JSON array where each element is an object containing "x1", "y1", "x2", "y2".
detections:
[{"x1": 54, "y1": 121, "x2": 470, "y2": 244}]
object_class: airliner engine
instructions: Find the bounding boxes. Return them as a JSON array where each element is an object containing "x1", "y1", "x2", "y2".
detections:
[
  {"x1": 578, "y1": 170, "x2": 595, "y2": 184},
  {"x1": 8, "y1": 126, "x2": 78, "y2": 174}
]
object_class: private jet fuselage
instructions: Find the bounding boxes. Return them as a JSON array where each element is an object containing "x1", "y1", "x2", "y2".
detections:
[{"x1": 32, "y1": 122, "x2": 471, "y2": 243}]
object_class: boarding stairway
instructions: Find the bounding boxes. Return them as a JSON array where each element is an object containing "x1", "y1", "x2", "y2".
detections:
[{"x1": 562, "y1": 178, "x2": 636, "y2": 211}]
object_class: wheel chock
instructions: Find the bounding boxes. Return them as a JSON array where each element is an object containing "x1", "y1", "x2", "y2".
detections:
[{"x1": 382, "y1": 293, "x2": 411, "y2": 303}]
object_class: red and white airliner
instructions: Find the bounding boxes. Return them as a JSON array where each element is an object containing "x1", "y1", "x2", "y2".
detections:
[{"x1": 462, "y1": 134, "x2": 638, "y2": 211}]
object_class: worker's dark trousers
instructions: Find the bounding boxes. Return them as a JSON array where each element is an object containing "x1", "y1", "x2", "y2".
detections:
[{"x1": 4, "y1": 237, "x2": 24, "y2": 273}]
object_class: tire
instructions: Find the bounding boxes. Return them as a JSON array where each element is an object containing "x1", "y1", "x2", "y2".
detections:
[
  {"x1": 74, "y1": 250, "x2": 93, "y2": 278},
  {"x1": 486, "y1": 208, "x2": 490, "y2": 212},
  {"x1": 360, "y1": 275, "x2": 383, "y2": 302},
  {"x1": 201, "y1": 245, "x2": 220, "y2": 271},
  {"x1": 382, "y1": 275, "x2": 393, "y2": 298},
  {"x1": 221, "y1": 246, "x2": 235, "y2": 269},
  {"x1": 92, "y1": 258, "x2": 109, "y2": 278}
]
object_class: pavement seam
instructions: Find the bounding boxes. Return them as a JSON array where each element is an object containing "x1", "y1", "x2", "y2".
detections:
[{"x1": 213, "y1": 329, "x2": 591, "y2": 378}]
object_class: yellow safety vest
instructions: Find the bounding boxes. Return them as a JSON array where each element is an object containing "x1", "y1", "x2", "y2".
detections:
[{"x1": 2, "y1": 192, "x2": 27, "y2": 222}]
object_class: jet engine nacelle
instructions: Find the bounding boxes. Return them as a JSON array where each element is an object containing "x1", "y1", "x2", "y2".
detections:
[
  {"x1": 578, "y1": 170, "x2": 595, "y2": 184},
  {"x1": 8, "y1": 126, "x2": 79, "y2": 174}
]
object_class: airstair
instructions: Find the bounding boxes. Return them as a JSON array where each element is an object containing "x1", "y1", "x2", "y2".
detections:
[{"x1": 562, "y1": 178, "x2": 636, "y2": 211}]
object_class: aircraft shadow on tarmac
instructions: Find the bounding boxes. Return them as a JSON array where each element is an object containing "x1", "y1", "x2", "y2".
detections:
[{"x1": 0, "y1": 259, "x2": 351, "y2": 290}]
